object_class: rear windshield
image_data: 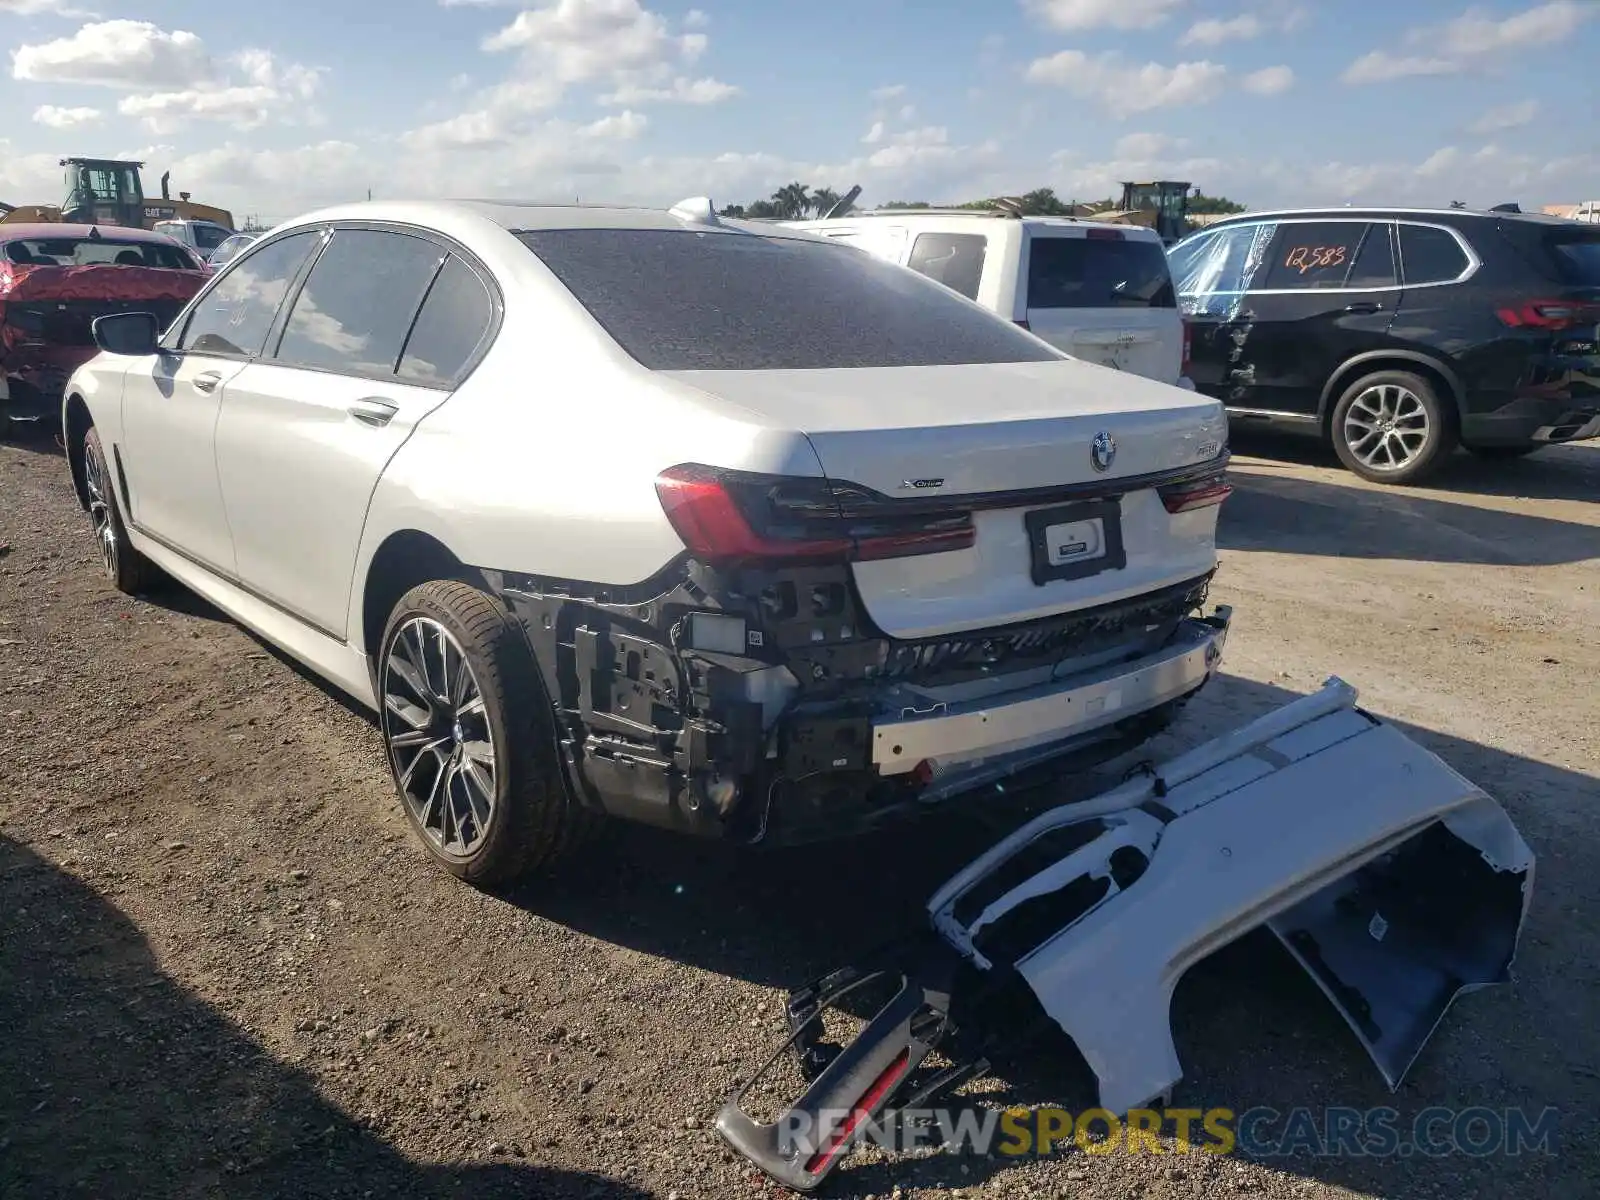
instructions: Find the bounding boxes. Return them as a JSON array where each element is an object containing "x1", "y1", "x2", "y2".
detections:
[
  {"x1": 1546, "y1": 232, "x2": 1600, "y2": 286},
  {"x1": 3, "y1": 237, "x2": 197, "y2": 271},
  {"x1": 515, "y1": 228, "x2": 1061, "y2": 370},
  {"x1": 1026, "y1": 234, "x2": 1176, "y2": 309}
]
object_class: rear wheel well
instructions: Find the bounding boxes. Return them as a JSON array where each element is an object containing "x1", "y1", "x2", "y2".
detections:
[
  {"x1": 64, "y1": 394, "x2": 93, "y2": 510},
  {"x1": 360, "y1": 531, "x2": 479, "y2": 662},
  {"x1": 1321, "y1": 358, "x2": 1460, "y2": 438}
]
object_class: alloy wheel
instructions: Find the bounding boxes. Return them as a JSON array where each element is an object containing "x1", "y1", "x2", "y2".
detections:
[
  {"x1": 1342, "y1": 383, "x2": 1431, "y2": 473},
  {"x1": 84, "y1": 445, "x2": 118, "y2": 577},
  {"x1": 381, "y1": 617, "x2": 499, "y2": 858}
]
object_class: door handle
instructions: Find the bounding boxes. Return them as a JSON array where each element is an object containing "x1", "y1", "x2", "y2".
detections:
[
  {"x1": 1342, "y1": 301, "x2": 1384, "y2": 314},
  {"x1": 348, "y1": 397, "x2": 399, "y2": 427},
  {"x1": 192, "y1": 370, "x2": 222, "y2": 394}
]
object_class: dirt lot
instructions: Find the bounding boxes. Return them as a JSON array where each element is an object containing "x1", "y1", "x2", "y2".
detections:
[{"x1": 2, "y1": 428, "x2": 1597, "y2": 1200}]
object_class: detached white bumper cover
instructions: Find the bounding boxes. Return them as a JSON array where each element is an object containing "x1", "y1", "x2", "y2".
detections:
[
  {"x1": 928, "y1": 677, "x2": 1535, "y2": 1115},
  {"x1": 716, "y1": 678, "x2": 1535, "y2": 1191}
]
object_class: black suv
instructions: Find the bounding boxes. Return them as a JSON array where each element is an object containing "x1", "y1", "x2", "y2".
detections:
[{"x1": 1168, "y1": 207, "x2": 1600, "y2": 484}]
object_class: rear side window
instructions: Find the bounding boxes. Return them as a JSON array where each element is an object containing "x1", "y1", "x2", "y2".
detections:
[
  {"x1": 1549, "y1": 236, "x2": 1600, "y2": 285},
  {"x1": 1344, "y1": 223, "x2": 1398, "y2": 288},
  {"x1": 273, "y1": 229, "x2": 445, "y2": 378},
  {"x1": 398, "y1": 256, "x2": 496, "y2": 387},
  {"x1": 517, "y1": 228, "x2": 1060, "y2": 370},
  {"x1": 1026, "y1": 234, "x2": 1175, "y2": 309},
  {"x1": 1260, "y1": 222, "x2": 1367, "y2": 289},
  {"x1": 176, "y1": 231, "x2": 319, "y2": 356},
  {"x1": 1398, "y1": 224, "x2": 1470, "y2": 285},
  {"x1": 906, "y1": 232, "x2": 988, "y2": 300},
  {"x1": 193, "y1": 225, "x2": 231, "y2": 251}
]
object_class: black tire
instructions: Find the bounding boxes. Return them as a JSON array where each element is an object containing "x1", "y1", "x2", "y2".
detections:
[
  {"x1": 1329, "y1": 369, "x2": 1457, "y2": 486},
  {"x1": 83, "y1": 426, "x2": 161, "y2": 594},
  {"x1": 377, "y1": 579, "x2": 592, "y2": 885},
  {"x1": 1467, "y1": 442, "x2": 1540, "y2": 460}
]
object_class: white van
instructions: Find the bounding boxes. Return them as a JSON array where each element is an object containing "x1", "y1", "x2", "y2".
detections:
[{"x1": 784, "y1": 211, "x2": 1191, "y2": 387}]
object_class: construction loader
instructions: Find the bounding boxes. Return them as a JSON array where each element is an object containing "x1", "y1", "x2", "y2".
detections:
[{"x1": 0, "y1": 158, "x2": 234, "y2": 232}]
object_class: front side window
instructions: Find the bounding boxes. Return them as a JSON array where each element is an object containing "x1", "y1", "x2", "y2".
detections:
[
  {"x1": 175, "y1": 230, "x2": 320, "y2": 357},
  {"x1": 273, "y1": 229, "x2": 445, "y2": 377},
  {"x1": 1398, "y1": 224, "x2": 1470, "y2": 285},
  {"x1": 1260, "y1": 222, "x2": 1369, "y2": 290},
  {"x1": 906, "y1": 232, "x2": 988, "y2": 300},
  {"x1": 1026, "y1": 234, "x2": 1175, "y2": 309},
  {"x1": 517, "y1": 228, "x2": 1060, "y2": 370},
  {"x1": 1172, "y1": 222, "x2": 1277, "y2": 316},
  {"x1": 398, "y1": 256, "x2": 496, "y2": 387}
]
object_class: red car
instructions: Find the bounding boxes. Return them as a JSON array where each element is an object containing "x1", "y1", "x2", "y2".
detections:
[{"x1": 1, "y1": 223, "x2": 207, "y2": 436}]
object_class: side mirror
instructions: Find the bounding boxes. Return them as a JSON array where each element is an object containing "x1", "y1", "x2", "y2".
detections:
[{"x1": 92, "y1": 311, "x2": 160, "y2": 356}]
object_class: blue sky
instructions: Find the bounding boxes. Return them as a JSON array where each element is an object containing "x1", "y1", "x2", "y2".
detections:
[{"x1": 2, "y1": 0, "x2": 1595, "y2": 224}]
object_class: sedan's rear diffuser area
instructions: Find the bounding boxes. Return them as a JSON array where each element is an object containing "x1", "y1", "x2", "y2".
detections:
[{"x1": 715, "y1": 678, "x2": 1534, "y2": 1191}]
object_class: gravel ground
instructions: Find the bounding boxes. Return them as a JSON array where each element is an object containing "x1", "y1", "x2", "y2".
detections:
[{"x1": 2, "y1": 428, "x2": 1596, "y2": 1200}]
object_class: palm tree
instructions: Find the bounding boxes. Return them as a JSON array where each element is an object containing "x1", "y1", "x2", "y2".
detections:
[
  {"x1": 771, "y1": 182, "x2": 810, "y2": 220},
  {"x1": 808, "y1": 187, "x2": 841, "y2": 218}
]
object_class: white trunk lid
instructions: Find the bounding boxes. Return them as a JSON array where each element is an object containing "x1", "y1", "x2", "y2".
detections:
[{"x1": 663, "y1": 361, "x2": 1229, "y2": 639}]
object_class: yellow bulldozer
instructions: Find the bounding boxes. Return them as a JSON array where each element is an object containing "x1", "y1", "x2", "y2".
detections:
[
  {"x1": 1087, "y1": 181, "x2": 1195, "y2": 244},
  {"x1": 0, "y1": 157, "x2": 234, "y2": 231}
]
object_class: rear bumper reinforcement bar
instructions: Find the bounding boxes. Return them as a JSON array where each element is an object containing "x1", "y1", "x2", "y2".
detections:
[
  {"x1": 717, "y1": 676, "x2": 1535, "y2": 1190},
  {"x1": 872, "y1": 610, "x2": 1229, "y2": 775}
]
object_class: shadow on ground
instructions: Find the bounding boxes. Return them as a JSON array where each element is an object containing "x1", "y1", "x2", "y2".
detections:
[
  {"x1": 1226, "y1": 428, "x2": 1599, "y2": 505},
  {"x1": 0, "y1": 836, "x2": 655, "y2": 1200},
  {"x1": 1219, "y1": 457, "x2": 1599, "y2": 567},
  {"x1": 515, "y1": 673, "x2": 1597, "y2": 1198}
]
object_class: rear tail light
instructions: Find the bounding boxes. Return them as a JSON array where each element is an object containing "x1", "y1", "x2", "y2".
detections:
[
  {"x1": 1158, "y1": 472, "x2": 1232, "y2": 514},
  {"x1": 655, "y1": 464, "x2": 976, "y2": 566},
  {"x1": 1496, "y1": 299, "x2": 1600, "y2": 331},
  {"x1": 1086, "y1": 227, "x2": 1125, "y2": 240}
]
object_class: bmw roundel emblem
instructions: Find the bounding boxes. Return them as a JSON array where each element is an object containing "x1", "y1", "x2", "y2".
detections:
[{"x1": 1091, "y1": 431, "x2": 1117, "y2": 472}]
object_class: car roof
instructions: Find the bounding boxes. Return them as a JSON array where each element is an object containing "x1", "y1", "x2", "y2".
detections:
[
  {"x1": 1203, "y1": 206, "x2": 1578, "y2": 227},
  {"x1": 0, "y1": 222, "x2": 177, "y2": 242},
  {"x1": 798, "y1": 211, "x2": 1164, "y2": 239},
  {"x1": 274, "y1": 198, "x2": 827, "y2": 243}
]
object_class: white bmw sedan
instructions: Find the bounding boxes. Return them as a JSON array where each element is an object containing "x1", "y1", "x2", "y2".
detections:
[{"x1": 63, "y1": 198, "x2": 1234, "y2": 884}]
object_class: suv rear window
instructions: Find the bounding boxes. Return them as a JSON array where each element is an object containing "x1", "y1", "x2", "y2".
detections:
[
  {"x1": 1026, "y1": 234, "x2": 1175, "y2": 309},
  {"x1": 517, "y1": 228, "x2": 1060, "y2": 370},
  {"x1": 1543, "y1": 231, "x2": 1600, "y2": 286}
]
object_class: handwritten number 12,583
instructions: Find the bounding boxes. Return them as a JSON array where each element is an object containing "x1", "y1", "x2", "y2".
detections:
[{"x1": 1285, "y1": 245, "x2": 1347, "y2": 274}]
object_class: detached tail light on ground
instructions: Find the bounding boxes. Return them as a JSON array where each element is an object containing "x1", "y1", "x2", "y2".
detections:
[{"x1": 655, "y1": 465, "x2": 976, "y2": 566}]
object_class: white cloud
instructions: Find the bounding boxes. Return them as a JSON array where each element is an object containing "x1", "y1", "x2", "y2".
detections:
[
  {"x1": 869, "y1": 83, "x2": 907, "y2": 100},
  {"x1": 1242, "y1": 65, "x2": 1294, "y2": 95},
  {"x1": 483, "y1": 0, "x2": 704, "y2": 84},
  {"x1": 600, "y1": 75, "x2": 738, "y2": 104},
  {"x1": 1437, "y1": 0, "x2": 1590, "y2": 55},
  {"x1": 1416, "y1": 146, "x2": 1460, "y2": 178},
  {"x1": 1342, "y1": 51, "x2": 1457, "y2": 84},
  {"x1": 1113, "y1": 132, "x2": 1177, "y2": 159},
  {"x1": 118, "y1": 85, "x2": 281, "y2": 134},
  {"x1": 1026, "y1": 50, "x2": 1227, "y2": 113},
  {"x1": 10, "y1": 19, "x2": 212, "y2": 89},
  {"x1": 1024, "y1": 0, "x2": 1186, "y2": 31},
  {"x1": 231, "y1": 47, "x2": 322, "y2": 100},
  {"x1": 1180, "y1": 14, "x2": 1262, "y2": 45},
  {"x1": 1344, "y1": 2, "x2": 1592, "y2": 83},
  {"x1": 683, "y1": 7, "x2": 708, "y2": 25},
  {"x1": 862, "y1": 120, "x2": 885, "y2": 145},
  {"x1": 32, "y1": 103, "x2": 99, "y2": 127},
  {"x1": 1469, "y1": 99, "x2": 1538, "y2": 134}
]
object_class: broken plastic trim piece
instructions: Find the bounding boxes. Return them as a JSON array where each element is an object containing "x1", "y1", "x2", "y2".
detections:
[{"x1": 715, "y1": 677, "x2": 1535, "y2": 1189}]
